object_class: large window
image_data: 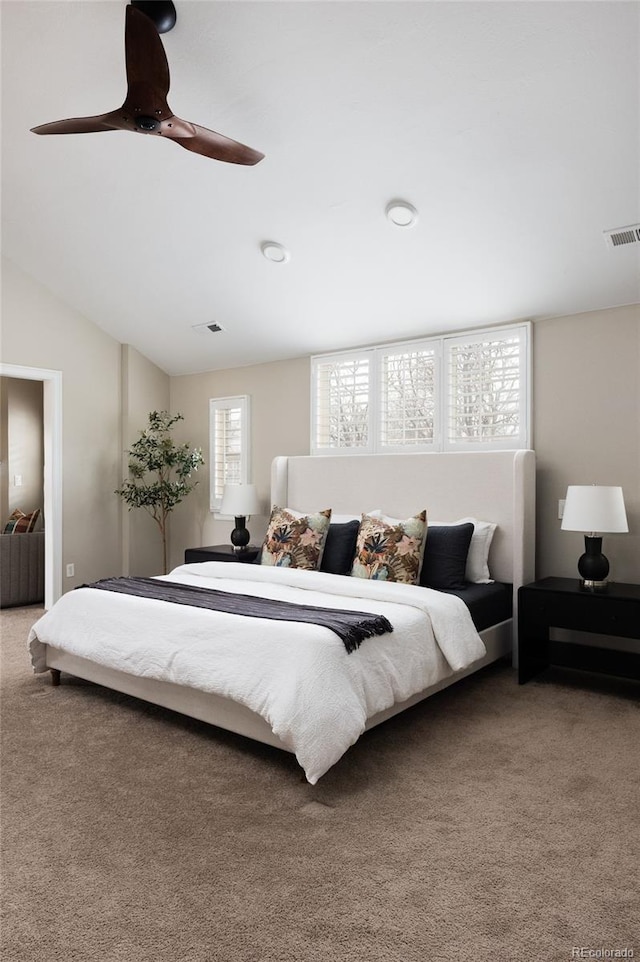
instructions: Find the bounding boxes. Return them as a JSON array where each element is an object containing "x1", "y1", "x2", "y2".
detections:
[
  {"x1": 209, "y1": 395, "x2": 250, "y2": 511},
  {"x1": 311, "y1": 324, "x2": 530, "y2": 454}
]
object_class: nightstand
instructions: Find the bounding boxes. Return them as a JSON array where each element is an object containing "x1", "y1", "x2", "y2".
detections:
[
  {"x1": 518, "y1": 577, "x2": 640, "y2": 684},
  {"x1": 184, "y1": 544, "x2": 260, "y2": 564}
]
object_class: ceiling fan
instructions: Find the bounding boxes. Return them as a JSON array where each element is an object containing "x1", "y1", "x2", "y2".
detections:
[{"x1": 30, "y1": 0, "x2": 264, "y2": 166}]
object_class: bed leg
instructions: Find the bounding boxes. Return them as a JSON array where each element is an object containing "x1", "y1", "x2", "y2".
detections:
[{"x1": 50, "y1": 668, "x2": 61, "y2": 687}]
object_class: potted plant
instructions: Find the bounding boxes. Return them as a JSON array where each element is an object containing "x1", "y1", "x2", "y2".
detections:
[{"x1": 116, "y1": 411, "x2": 204, "y2": 574}]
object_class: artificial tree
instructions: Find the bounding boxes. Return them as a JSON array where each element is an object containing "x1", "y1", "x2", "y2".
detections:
[{"x1": 116, "y1": 411, "x2": 204, "y2": 574}]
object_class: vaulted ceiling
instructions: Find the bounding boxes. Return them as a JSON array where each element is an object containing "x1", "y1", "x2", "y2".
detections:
[{"x1": 2, "y1": 1, "x2": 639, "y2": 375}]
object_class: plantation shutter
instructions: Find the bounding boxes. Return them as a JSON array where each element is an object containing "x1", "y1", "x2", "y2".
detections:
[
  {"x1": 311, "y1": 323, "x2": 530, "y2": 454},
  {"x1": 312, "y1": 352, "x2": 373, "y2": 454},
  {"x1": 209, "y1": 396, "x2": 249, "y2": 510},
  {"x1": 379, "y1": 345, "x2": 438, "y2": 450},
  {"x1": 444, "y1": 328, "x2": 529, "y2": 450}
]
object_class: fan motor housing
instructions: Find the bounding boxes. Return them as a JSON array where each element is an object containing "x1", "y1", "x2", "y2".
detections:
[
  {"x1": 135, "y1": 115, "x2": 161, "y2": 132},
  {"x1": 130, "y1": 1, "x2": 176, "y2": 34}
]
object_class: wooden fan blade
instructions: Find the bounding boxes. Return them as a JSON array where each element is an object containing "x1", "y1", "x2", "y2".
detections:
[
  {"x1": 31, "y1": 113, "x2": 120, "y2": 135},
  {"x1": 125, "y1": 4, "x2": 170, "y2": 102},
  {"x1": 163, "y1": 120, "x2": 265, "y2": 166}
]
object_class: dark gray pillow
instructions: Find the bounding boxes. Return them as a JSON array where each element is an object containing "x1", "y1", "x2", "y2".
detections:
[
  {"x1": 320, "y1": 520, "x2": 360, "y2": 576},
  {"x1": 419, "y1": 523, "x2": 474, "y2": 590}
]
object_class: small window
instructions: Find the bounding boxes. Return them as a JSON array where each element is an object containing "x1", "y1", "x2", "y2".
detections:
[
  {"x1": 379, "y1": 345, "x2": 438, "y2": 451},
  {"x1": 444, "y1": 328, "x2": 529, "y2": 450},
  {"x1": 312, "y1": 352, "x2": 373, "y2": 454},
  {"x1": 209, "y1": 395, "x2": 250, "y2": 511}
]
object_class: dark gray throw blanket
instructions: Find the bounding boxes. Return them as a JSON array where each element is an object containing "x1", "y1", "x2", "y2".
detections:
[{"x1": 80, "y1": 577, "x2": 393, "y2": 654}]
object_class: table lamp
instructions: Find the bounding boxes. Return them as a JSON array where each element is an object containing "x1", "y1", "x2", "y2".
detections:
[
  {"x1": 561, "y1": 485, "x2": 628, "y2": 589},
  {"x1": 219, "y1": 483, "x2": 261, "y2": 552}
]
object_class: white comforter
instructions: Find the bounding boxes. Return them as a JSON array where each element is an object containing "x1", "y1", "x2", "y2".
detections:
[{"x1": 28, "y1": 562, "x2": 486, "y2": 783}]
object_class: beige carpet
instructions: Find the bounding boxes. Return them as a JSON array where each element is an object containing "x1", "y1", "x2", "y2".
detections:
[{"x1": 1, "y1": 605, "x2": 638, "y2": 962}]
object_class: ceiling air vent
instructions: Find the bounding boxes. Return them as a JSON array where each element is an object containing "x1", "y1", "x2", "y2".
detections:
[
  {"x1": 191, "y1": 322, "x2": 226, "y2": 335},
  {"x1": 603, "y1": 224, "x2": 640, "y2": 248}
]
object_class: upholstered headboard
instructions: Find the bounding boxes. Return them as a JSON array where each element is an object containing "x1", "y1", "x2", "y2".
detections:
[{"x1": 271, "y1": 450, "x2": 536, "y2": 591}]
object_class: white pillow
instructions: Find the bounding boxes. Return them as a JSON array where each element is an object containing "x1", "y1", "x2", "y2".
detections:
[
  {"x1": 330, "y1": 510, "x2": 382, "y2": 525},
  {"x1": 431, "y1": 518, "x2": 497, "y2": 583},
  {"x1": 367, "y1": 510, "x2": 414, "y2": 525}
]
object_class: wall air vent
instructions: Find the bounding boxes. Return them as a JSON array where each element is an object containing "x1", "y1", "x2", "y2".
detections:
[
  {"x1": 191, "y1": 322, "x2": 226, "y2": 334},
  {"x1": 603, "y1": 224, "x2": 640, "y2": 248}
]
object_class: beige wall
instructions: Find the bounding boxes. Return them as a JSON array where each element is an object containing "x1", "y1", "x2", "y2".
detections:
[
  {"x1": 169, "y1": 356, "x2": 310, "y2": 571},
  {"x1": 0, "y1": 257, "x2": 168, "y2": 591},
  {"x1": 3, "y1": 252, "x2": 638, "y2": 589},
  {"x1": 533, "y1": 304, "x2": 639, "y2": 583},
  {"x1": 1, "y1": 377, "x2": 44, "y2": 524},
  {"x1": 0, "y1": 380, "x2": 6, "y2": 522},
  {"x1": 1, "y1": 257, "x2": 122, "y2": 588},
  {"x1": 120, "y1": 345, "x2": 170, "y2": 576},
  {"x1": 171, "y1": 304, "x2": 640, "y2": 584}
]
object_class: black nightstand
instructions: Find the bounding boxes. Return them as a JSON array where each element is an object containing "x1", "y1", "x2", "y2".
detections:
[
  {"x1": 518, "y1": 577, "x2": 640, "y2": 684},
  {"x1": 184, "y1": 544, "x2": 260, "y2": 564}
]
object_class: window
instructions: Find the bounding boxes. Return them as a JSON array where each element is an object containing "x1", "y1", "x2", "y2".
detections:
[
  {"x1": 311, "y1": 324, "x2": 530, "y2": 454},
  {"x1": 209, "y1": 395, "x2": 250, "y2": 511},
  {"x1": 379, "y1": 345, "x2": 437, "y2": 450},
  {"x1": 313, "y1": 353, "x2": 372, "y2": 452},
  {"x1": 444, "y1": 328, "x2": 528, "y2": 449}
]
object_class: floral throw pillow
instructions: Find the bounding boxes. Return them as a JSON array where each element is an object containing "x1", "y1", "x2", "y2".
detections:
[
  {"x1": 260, "y1": 507, "x2": 332, "y2": 570},
  {"x1": 351, "y1": 510, "x2": 427, "y2": 584}
]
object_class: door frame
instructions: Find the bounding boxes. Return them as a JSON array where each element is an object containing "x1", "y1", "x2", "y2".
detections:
[{"x1": 0, "y1": 363, "x2": 63, "y2": 608}]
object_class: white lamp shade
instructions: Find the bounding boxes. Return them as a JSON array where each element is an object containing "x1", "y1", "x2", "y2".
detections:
[
  {"x1": 219, "y1": 483, "x2": 261, "y2": 518},
  {"x1": 561, "y1": 485, "x2": 628, "y2": 533}
]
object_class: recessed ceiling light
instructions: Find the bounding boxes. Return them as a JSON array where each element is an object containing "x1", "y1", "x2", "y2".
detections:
[
  {"x1": 261, "y1": 241, "x2": 290, "y2": 263},
  {"x1": 386, "y1": 201, "x2": 418, "y2": 228}
]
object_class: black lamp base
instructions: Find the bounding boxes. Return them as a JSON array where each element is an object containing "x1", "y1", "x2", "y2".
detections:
[
  {"x1": 577, "y1": 535, "x2": 609, "y2": 590},
  {"x1": 230, "y1": 515, "x2": 250, "y2": 552}
]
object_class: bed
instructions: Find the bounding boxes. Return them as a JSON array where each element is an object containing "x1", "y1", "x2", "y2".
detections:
[{"x1": 28, "y1": 450, "x2": 535, "y2": 783}]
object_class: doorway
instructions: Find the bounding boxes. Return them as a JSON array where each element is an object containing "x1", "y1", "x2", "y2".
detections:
[{"x1": 0, "y1": 363, "x2": 62, "y2": 608}]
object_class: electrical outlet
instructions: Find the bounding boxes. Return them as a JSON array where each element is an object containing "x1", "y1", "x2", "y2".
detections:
[
  {"x1": 14, "y1": 474, "x2": 23, "y2": 487},
  {"x1": 558, "y1": 499, "x2": 566, "y2": 520},
  {"x1": 66, "y1": 563, "x2": 75, "y2": 578}
]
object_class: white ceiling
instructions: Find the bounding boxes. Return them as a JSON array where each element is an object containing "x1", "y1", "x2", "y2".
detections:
[{"x1": 2, "y1": 1, "x2": 639, "y2": 376}]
